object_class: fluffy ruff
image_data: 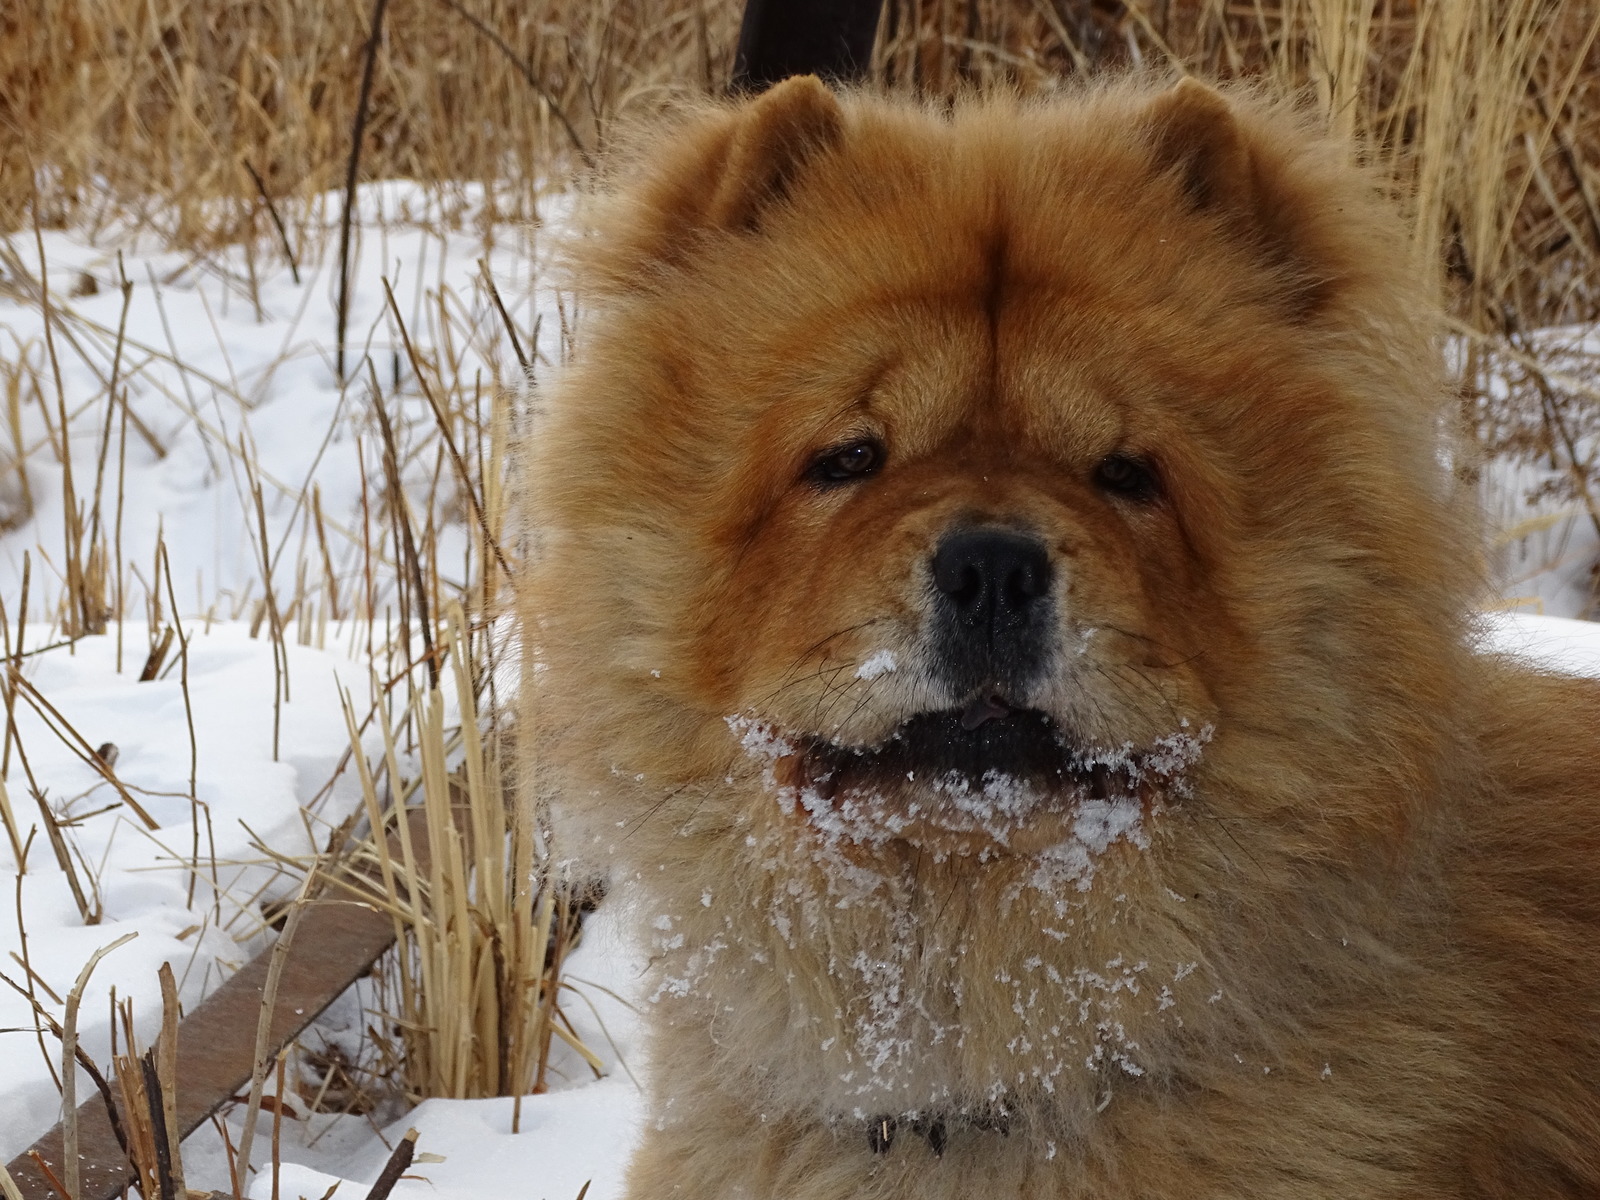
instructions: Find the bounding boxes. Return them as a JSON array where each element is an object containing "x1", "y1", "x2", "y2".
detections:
[{"x1": 521, "y1": 74, "x2": 1600, "y2": 1198}]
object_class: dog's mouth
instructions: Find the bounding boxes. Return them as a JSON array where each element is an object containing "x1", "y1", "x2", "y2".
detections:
[
  {"x1": 766, "y1": 691, "x2": 1192, "y2": 846},
  {"x1": 797, "y1": 695, "x2": 1148, "y2": 804},
  {"x1": 735, "y1": 694, "x2": 1210, "y2": 856}
]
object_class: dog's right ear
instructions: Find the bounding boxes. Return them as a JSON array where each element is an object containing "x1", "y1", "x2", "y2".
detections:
[
  {"x1": 604, "y1": 75, "x2": 845, "y2": 276},
  {"x1": 706, "y1": 75, "x2": 845, "y2": 231}
]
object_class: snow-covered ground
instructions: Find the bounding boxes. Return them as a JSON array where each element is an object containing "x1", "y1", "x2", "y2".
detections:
[
  {"x1": 1486, "y1": 455, "x2": 1600, "y2": 620},
  {"x1": 0, "y1": 184, "x2": 562, "y2": 615},
  {"x1": 2, "y1": 190, "x2": 1598, "y2": 1198}
]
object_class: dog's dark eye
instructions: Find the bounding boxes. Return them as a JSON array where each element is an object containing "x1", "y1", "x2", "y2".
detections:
[
  {"x1": 809, "y1": 439, "x2": 884, "y2": 486},
  {"x1": 1093, "y1": 453, "x2": 1161, "y2": 502}
]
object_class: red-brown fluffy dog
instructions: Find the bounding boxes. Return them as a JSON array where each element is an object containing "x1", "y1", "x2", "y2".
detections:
[{"x1": 522, "y1": 74, "x2": 1600, "y2": 1198}]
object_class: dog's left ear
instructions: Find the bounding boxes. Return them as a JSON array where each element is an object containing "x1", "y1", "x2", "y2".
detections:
[{"x1": 1141, "y1": 78, "x2": 1335, "y2": 315}]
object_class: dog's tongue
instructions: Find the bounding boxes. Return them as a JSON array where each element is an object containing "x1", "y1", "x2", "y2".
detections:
[{"x1": 960, "y1": 693, "x2": 1012, "y2": 730}]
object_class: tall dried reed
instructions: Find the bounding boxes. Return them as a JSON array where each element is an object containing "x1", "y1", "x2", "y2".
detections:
[
  {"x1": 2, "y1": 0, "x2": 728, "y2": 247},
  {"x1": 7, "y1": 1, "x2": 1598, "y2": 332},
  {"x1": 326, "y1": 608, "x2": 594, "y2": 1107}
]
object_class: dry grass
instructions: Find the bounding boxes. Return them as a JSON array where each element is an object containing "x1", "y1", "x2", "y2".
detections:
[
  {"x1": 321, "y1": 607, "x2": 596, "y2": 1106},
  {"x1": 4, "y1": 1, "x2": 1598, "y2": 329},
  {"x1": 2, "y1": 0, "x2": 728, "y2": 247}
]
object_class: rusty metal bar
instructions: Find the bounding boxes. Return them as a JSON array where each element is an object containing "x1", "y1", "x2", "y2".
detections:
[{"x1": 5, "y1": 816, "x2": 428, "y2": 1200}]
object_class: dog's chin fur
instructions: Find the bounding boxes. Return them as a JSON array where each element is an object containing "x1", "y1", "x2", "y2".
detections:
[{"x1": 522, "y1": 75, "x2": 1600, "y2": 1198}]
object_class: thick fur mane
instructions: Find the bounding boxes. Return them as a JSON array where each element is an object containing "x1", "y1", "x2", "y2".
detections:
[{"x1": 522, "y1": 75, "x2": 1600, "y2": 1198}]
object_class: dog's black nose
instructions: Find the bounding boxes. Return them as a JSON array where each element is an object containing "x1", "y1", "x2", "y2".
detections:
[
  {"x1": 932, "y1": 528, "x2": 1051, "y2": 630},
  {"x1": 930, "y1": 527, "x2": 1054, "y2": 696}
]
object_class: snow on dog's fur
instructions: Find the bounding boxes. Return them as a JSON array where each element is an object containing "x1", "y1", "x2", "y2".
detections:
[{"x1": 522, "y1": 75, "x2": 1600, "y2": 1197}]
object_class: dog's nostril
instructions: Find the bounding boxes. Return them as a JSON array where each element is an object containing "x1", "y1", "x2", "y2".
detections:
[
  {"x1": 934, "y1": 560, "x2": 982, "y2": 605},
  {"x1": 1009, "y1": 557, "x2": 1048, "y2": 604},
  {"x1": 931, "y1": 528, "x2": 1053, "y2": 624}
]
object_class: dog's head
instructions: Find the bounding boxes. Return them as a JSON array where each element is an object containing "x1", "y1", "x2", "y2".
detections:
[{"x1": 531, "y1": 75, "x2": 1478, "y2": 873}]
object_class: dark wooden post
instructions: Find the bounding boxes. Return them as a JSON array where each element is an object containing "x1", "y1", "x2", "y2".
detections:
[{"x1": 731, "y1": 0, "x2": 887, "y2": 92}]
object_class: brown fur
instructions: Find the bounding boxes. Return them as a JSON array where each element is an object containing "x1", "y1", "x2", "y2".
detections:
[{"x1": 522, "y1": 75, "x2": 1600, "y2": 1198}]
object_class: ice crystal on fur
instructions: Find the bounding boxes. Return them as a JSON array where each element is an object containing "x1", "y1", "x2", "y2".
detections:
[
  {"x1": 664, "y1": 717, "x2": 1226, "y2": 1107},
  {"x1": 729, "y1": 708, "x2": 1212, "y2": 884},
  {"x1": 725, "y1": 713, "x2": 795, "y2": 760},
  {"x1": 856, "y1": 649, "x2": 898, "y2": 680}
]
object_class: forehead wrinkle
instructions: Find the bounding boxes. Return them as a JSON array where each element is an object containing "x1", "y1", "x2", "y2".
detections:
[
  {"x1": 986, "y1": 277, "x2": 1133, "y2": 460},
  {"x1": 788, "y1": 351, "x2": 899, "y2": 456}
]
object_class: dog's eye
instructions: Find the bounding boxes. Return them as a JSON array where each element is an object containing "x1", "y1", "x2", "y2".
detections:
[
  {"x1": 1093, "y1": 453, "x2": 1161, "y2": 502},
  {"x1": 809, "y1": 439, "x2": 885, "y2": 486}
]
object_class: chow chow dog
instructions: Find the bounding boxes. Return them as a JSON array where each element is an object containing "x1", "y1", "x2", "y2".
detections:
[{"x1": 522, "y1": 74, "x2": 1600, "y2": 1198}]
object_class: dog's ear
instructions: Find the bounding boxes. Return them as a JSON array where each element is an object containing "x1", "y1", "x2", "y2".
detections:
[
  {"x1": 706, "y1": 74, "x2": 845, "y2": 231},
  {"x1": 605, "y1": 74, "x2": 845, "y2": 280},
  {"x1": 1142, "y1": 78, "x2": 1335, "y2": 316},
  {"x1": 1143, "y1": 78, "x2": 1257, "y2": 216}
]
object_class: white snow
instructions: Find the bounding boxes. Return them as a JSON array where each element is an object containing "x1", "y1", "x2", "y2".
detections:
[
  {"x1": 0, "y1": 624, "x2": 369, "y2": 1159},
  {"x1": 1480, "y1": 610, "x2": 1600, "y2": 676},
  {"x1": 1477, "y1": 325, "x2": 1600, "y2": 623},
  {"x1": 1, "y1": 187, "x2": 558, "y2": 618},
  {"x1": 856, "y1": 650, "x2": 897, "y2": 680},
  {"x1": 268, "y1": 1080, "x2": 643, "y2": 1200}
]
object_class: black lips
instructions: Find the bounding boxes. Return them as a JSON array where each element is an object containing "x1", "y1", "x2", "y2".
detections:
[{"x1": 808, "y1": 707, "x2": 1084, "y2": 796}]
